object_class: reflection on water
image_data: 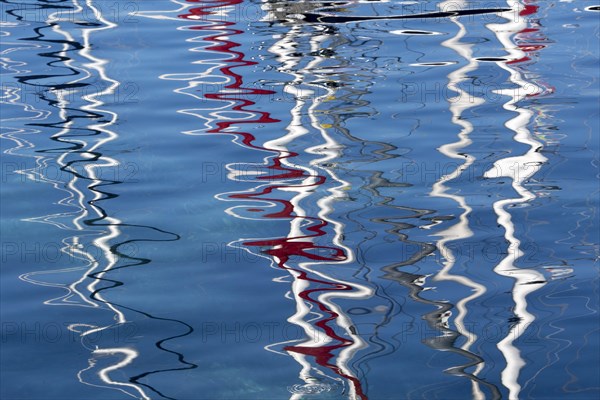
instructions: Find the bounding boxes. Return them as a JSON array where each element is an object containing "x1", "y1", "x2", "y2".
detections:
[
  {"x1": 169, "y1": 1, "x2": 375, "y2": 397},
  {"x1": 2, "y1": 0, "x2": 599, "y2": 399},
  {"x1": 484, "y1": 3, "x2": 548, "y2": 399},
  {"x1": 426, "y1": 1, "x2": 496, "y2": 398},
  {"x1": 2, "y1": 1, "x2": 194, "y2": 399}
]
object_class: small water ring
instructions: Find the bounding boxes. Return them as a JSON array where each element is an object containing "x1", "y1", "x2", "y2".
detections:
[{"x1": 287, "y1": 383, "x2": 335, "y2": 395}]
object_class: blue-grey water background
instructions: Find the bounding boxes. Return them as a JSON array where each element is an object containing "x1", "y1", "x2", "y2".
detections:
[{"x1": 1, "y1": 1, "x2": 598, "y2": 399}]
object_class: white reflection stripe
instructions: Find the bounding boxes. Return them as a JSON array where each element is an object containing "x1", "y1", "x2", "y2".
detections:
[{"x1": 485, "y1": 1, "x2": 547, "y2": 398}]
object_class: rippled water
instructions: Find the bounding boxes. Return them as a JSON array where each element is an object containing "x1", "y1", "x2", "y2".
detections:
[{"x1": 1, "y1": 1, "x2": 598, "y2": 399}]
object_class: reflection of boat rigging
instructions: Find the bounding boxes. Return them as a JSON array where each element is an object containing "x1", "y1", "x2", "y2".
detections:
[
  {"x1": 319, "y1": 20, "x2": 503, "y2": 400},
  {"x1": 426, "y1": 0, "x2": 498, "y2": 398},
  {"x1": 3, "y1": 1, "x2": 195, "y2": 399},
  {"x1": 2, "y1": 0, "x2": 596, "y2": 399},
  {"x1": 169, "y1": 1, "x2": 375, "y2": 397},
  {"x1": 125, "y1": 3, "x2": 560, "y2": 397},
  {"x1": 484, "y1": 1, "x2": 549, "y2": 398},
  {"x1": 262, "y1": 1, "x2": 496, "y2": 398},
  {"x1": 253, "y1": 1, "x2": 511, "y2": 398},
  {"x1": 260, "y1": 8, "x2": 373, "y2": 398}
]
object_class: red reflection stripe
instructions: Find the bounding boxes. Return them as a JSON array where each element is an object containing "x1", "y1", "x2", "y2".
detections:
[{"x1": 179, "y1": 1, "x2": 365, "y2": 397}]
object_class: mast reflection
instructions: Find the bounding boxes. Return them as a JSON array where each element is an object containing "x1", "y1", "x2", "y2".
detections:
[
  {"x1": 167, "y1": 0, "x2": 375, "y2": 397},
  {"x1": 484, "y1": 1, "x2": 548, "y2": 398},
  {"x1": 3, "y1": 1, "x2": 195, "y2": 398}
]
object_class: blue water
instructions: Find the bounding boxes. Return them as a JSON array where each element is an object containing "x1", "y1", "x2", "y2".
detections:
[{"x1": 1, "y1": 1, "x2": 598, "y2": 399}]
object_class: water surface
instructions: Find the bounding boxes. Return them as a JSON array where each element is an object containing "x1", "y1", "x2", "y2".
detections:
[{"x1": 1, "y1": 1, "x2": 599, "y2": 399}]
